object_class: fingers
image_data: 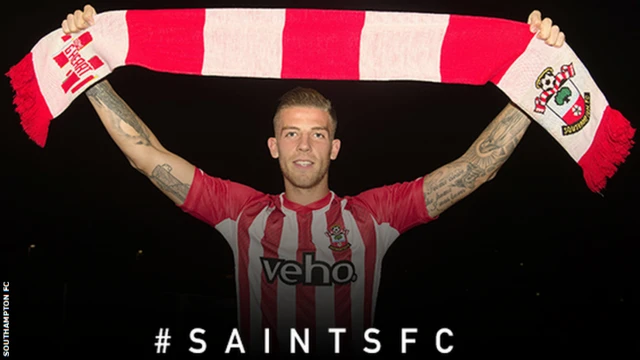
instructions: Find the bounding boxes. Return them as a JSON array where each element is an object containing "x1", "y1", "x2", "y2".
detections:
[
  {"x1": 62, "y1": 13, "x2": 77, "y2": 33},
  {"x1": 61, "y1": 4, "x2": 96, "y2": 34},
  {"x1": 541, "y1": 25, "x2": 565, "y2": 47},
  {"x1": 61, "y1": 17, "x2": 70, "y2": 33},
  {"x1": 527, "y1": 10, "x2": 542, "y2": 32},
  {"x1": 546, "y1": 25, "x2": 561, "y2": 46},
  {"x1": 537, "y1": 17, "x2": 553, "y2": 39},
  {"x1": 528, "y1": 10, "x2": 566, "y2": 48},
  {"x1": 74, "y1": 10, "x2": 88, "y2": 29},
  {"x1": 84, "y1": 4, "x2": 96, "y2": 25},
  {"x1": 554, "y1": 32, "x2": 566, "y2": 47}
]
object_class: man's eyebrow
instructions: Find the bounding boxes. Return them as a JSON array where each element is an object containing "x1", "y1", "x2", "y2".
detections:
[{"x1": 280, "y1": 126, "x2": 329, "y2": 132}]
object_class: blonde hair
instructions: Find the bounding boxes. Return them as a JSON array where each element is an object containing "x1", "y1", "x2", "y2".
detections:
[{"x1": 273, "y1": 87, "x2": 337, "y2": 137}]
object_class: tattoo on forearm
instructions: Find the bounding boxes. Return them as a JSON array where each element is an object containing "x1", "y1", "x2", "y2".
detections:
[
  {"x1": 466, "y1": 107, "x2": 529, "y2": 175},
  {"x1": 424, "y1": 161, "x2": 486, "y2": 215},
  {"x1": 454, "y1": 163, "x2": 486, "y2": 189},
  {"x1": 149, "y1": 164, "x2": 190, "y2": 202},
  {"x1": 424, "y1": 105, "x2": 530, "y2": 216},
  {"x1": 86, "y1": 82, "x2": 152, "y2": 146}
]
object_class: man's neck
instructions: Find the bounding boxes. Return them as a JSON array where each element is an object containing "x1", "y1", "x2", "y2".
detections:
[{"x1": 283, "y1": 183, "x2": 330, "y2": 206}]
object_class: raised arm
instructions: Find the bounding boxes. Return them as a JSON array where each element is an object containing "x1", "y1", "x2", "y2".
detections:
[
  {"x1": 85, "y1": 80, "x2": 195, "y2": 205},
  {"x1": 63, "y1": 5, "x2": 195, "y2": 205},
  {"x1": 422, "y1": 103, "x2": 530, "y2": 217},
  {"x1": 422, "y1": 10, "x2": 565, "y2": 217}
]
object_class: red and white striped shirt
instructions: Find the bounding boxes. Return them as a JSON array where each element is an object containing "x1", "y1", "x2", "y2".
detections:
[{"x1": 180, "y1": 168, "x2": 436, "y2": 352}]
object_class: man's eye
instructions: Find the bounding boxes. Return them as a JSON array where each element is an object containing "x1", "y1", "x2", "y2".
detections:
[
  {"x1": 286, "y1": 132, "x2": 296, "y2": 137},
  {"x1": 314, "y1": 133, "x2": 325, "y2": 138}
]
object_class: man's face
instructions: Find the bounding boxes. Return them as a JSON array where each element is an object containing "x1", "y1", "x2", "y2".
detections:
[{"x1": 267, "y1": 106, "x2": 341, "y2": 190}]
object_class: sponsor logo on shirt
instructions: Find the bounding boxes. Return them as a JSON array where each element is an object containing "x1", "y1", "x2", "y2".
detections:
[{"x1": 261, "y1": 252, "x2": 357, "y2": 286}]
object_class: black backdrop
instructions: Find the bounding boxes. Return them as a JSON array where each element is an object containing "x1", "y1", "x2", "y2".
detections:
[{"x1": 1, "y1": 0, "x2": 638, "y2": 358}]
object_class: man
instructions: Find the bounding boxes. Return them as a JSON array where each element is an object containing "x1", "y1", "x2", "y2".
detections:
[{"x1": 61, "y1": 4, "x2": 565, "y2": 355}]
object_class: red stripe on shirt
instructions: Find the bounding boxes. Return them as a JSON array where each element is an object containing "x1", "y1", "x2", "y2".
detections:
[
  {"x1": 295, "y1": 212, "x2": 316, "y2": 333},
  {"x1": 237, "y1": 205, "x2": 264, "y2": 344},
  {"x1": 261, "y1": 209, "x2": 284, "y2": 335},
  {"x1": 348, "y1": 204, "x2": 377, "y2": 329},
  {"x1": 325, "y1": 200, "x2": 352, "y2": 331}
]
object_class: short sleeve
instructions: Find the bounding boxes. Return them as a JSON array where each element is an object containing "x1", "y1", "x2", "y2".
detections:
[
  {"x1": 351, "y1": 176, "x2": 437, "y2": 234},
  {"x1": 178, "y1": 168, "x2": 265, "y2": 227}
]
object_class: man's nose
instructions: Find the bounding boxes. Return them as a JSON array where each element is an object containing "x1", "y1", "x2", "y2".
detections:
[{"x1": 297, "y1": 134, "x2": 311, "y2": 151}]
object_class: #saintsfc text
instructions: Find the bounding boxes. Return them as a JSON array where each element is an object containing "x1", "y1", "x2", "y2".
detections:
[{"x1": 154, "y1": 327, "x2": 454, "y2": 354}]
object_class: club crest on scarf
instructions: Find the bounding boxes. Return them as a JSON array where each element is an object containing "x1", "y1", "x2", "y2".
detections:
[
  {"x1": 325, "y1": 224, "x2": 351, "y2": 251},
  {"x1": 533, "y1": 63, "x2": 591, "y2": 135},
  {"x1": 54, "y1": 32, "x2": 104, "y2": 94}
]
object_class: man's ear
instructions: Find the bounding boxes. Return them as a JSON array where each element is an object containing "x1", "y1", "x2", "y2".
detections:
[
  {"x1": 330, "y1": 138, "x2": 341, "y2": 160},
  {"x1": 267, "y1": 137, "x2": 279, "y2": 159}
]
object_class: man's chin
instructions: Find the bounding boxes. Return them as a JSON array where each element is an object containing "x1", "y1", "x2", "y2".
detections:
[
  {"x1": 284, "y1": 173, "x2": 324, "y2": 190},
  {"x1": 289, "y1": 179, "x2": 321, "y2": 190}
]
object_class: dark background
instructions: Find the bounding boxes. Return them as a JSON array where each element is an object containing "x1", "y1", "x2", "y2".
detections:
[{"x1": 1, "y1": 0, "x2": 638, "y2": 358}]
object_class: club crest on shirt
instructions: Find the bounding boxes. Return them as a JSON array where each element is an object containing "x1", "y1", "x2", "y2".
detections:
[
  {"x1": 325, "y1": 224, "x2": 351, "y2": 251},
  {"x1": 533, "y1": 63, "x2": 591, "y2": 136}
]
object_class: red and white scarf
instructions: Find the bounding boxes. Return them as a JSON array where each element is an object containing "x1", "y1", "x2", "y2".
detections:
[{"x1": 6, "y1": 8, "x2": 635, "y2": 193}]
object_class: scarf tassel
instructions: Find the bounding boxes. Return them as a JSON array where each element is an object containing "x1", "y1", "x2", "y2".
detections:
[
  {"x1": 6, "y1": 52, "x2": 52, "y2": 148},
  {"x1": 579, "y1": 106, "x2": 635, "y2": 193}
]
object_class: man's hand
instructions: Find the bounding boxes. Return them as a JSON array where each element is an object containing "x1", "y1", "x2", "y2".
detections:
[
  {"x1": 528, "y1": 10, "x2": 565, "y2": 47},
  {"x1": 61, "y1": 4, "x2": 96, "y2": 34},
  {"x1": 58, "y1": 3, "x2": 196, "y2": 206},
  {"x1": 422, "y1": 10, "x2": 568, "y2": 217}
]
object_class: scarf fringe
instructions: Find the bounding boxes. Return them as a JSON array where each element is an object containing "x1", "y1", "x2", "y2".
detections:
[
  {"x1": 5, "y1": 53, "x2": 52, "y2": 148},
  {"x1": 578, "y1": 106, "x2": 636, "y2": 193}
]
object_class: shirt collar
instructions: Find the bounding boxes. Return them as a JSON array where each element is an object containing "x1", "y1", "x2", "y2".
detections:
[{"x1": 280, "y1": 191, "x2": 333, "y2": 213}]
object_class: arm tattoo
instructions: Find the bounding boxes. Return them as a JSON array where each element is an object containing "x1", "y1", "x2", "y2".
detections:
[
  {"x1": 464, "y1": 107, "x2": 529, "y2": 175},
  {"x1": 149, "y1": 164, "x2": 190, "y2": 202},
  {"x1": 424, "y1": 104, "x2": 530, "y2": 216},
  {"x1": 86, "y1": 82, "x2": 152, "y2": 146},
  {"x1": 424, "y1": 161, "x2": 486, "y2": 215}
]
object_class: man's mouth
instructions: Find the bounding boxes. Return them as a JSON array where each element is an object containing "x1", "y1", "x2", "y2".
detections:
[{"x1": 293, "y1": 160, "x2": 314, "y2": 168}]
